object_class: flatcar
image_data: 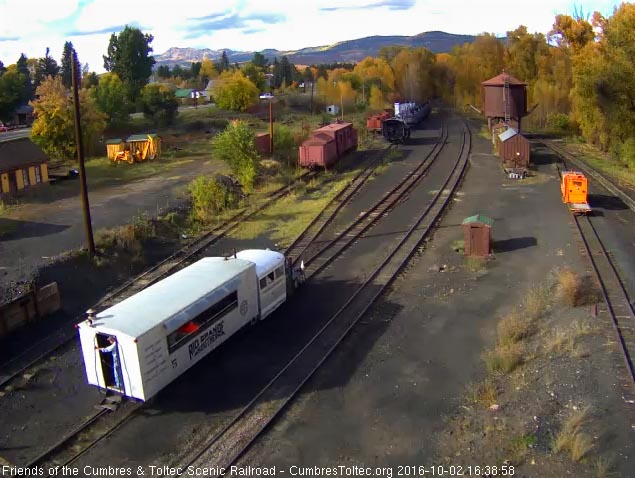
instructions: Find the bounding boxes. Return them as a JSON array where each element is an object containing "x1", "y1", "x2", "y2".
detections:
[
  {"x1": 561, "y1": 171, "x2": 591, "y2": 214},
  {"x1": 382, "y1": 117, "x2": 410, "y2": 144},
  {"x1": 77, "y1": 249, "x2": 293, "y2": 401}
]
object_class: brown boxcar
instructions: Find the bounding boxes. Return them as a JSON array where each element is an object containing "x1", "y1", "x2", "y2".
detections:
[
  {"x1": 312, "y1": 122, "x2": 358, "y2": 157},
  {"x1": 298, "y1": 133, "x2": 338, "y2": 169},
  {"x1": 462, "y1": 214, "x2": 494, "y2": 257},
  {"x1": 498, "y1": 128, "x2": 531, "y2": 168}
]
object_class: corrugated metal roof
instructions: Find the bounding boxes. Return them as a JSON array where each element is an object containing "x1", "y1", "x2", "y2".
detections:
[
  {"x1": 498, "y1": 128, "x2": 518, "y2": 142},
  {"x1": 174, "y1": 88, "x2": 194, "y2": 98},
  {"x1": 93, "y1": 257, "x2": 254, "y2": 338},
  {"x1": 0, "y1": 138, "x2": 48, "y2": 174},
  {"x1": 482, "y1": 73, "x2": 526, "y2": 87},
  {"x1": 105, "y1": 138, "x2": 123, "y2": 145},
  {"x1": 462, "y1": 214, "x2": 494, "y2": 227},
  {"x1": 126, "y1": 134, "x2": 158, "y2": 142}
]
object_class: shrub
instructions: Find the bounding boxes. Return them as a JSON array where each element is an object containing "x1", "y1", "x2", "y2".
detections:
[
  {"x1": 619, "y1": 137, "x2": 635, "y2": 170},
  {"x1": 273, "y1": 124, "x2": 298, "y2": 167},
  {"x1": 546, "y1": 113, "x2": 571, "y2": 132},
  {"x1": 212, "y1": 120, "x2": 260, "y2": 191},
  {"x1": 557, "y1": 268, "x2": 581, "y2": 306},
  {"x1": 484, "y1": 342, "x2": 524, "y2": 374},
  {"x1": 188, "y1": 176, "x2": 238, "y2": 221}
]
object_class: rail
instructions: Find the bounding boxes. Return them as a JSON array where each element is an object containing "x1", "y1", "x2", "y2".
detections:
[{"x1": 167, "y1": 122, "x2": 469, "y2": 475}]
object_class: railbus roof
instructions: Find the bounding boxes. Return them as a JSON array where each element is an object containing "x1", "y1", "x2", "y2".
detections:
[{"x1": 89, "y1": 257, "x2": 254, "y2": 338}]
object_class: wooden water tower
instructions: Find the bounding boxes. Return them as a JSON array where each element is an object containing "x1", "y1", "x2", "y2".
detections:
[{"x1": 481, "y1": 72, "x2": 528, "y2": 132}]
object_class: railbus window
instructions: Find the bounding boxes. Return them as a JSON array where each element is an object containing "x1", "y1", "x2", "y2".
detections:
[
  {"x1": 275, "y1": 266, "x2": 285, "y2": 279},
  {"x1": 166, "y1": 290, "x2": 238, "y2": 353},
  {"x1": 260, "y1": 277, "x2": 267, "y2": 289}
]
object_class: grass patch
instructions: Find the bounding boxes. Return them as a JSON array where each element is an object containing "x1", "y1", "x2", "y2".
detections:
[
  {"x1": 484, "y1": 342, "x2": 524, "y2": 374},
  {"x1": 467, "y1": 379, "x2": 498, "y2": 407},
  {"x1": 553, "y1": 406, "x2": 594, "y2": 462},
  {"x1": 497, "y1": 310, "x2": 532, "y2": 346},
  {"x1": 522, "y1": 284, "x2": 551, "y2": 321},
  {"x1": 465, "y1": 256, "x2": 487, "y2": 273},
  {"x1": 226, "y1": 171, "x2": 357, "y2": 246},
  {"x1": 508, "y1": 434, "x2": 537, "y2": 464},
  {"x1": 451, "y1": 239, "x2": 464, "y2": 254}
]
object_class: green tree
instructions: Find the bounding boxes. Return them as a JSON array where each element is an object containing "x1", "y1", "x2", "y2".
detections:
[
  {"x1": 33, "y1": 47, "x2": 60, "y2": 89},
  {"x1": 212, "y1": 120, "x2": 260, "y2": 191},
  {"x1": 243, "y1": 63, "x2": 266, "y2": 90},
  {"x1": 103, "y1": 26, "x2": 156, "y2": 102},
  {"x1": 0, "y1": 60, "x2": 6, "y2": 75},
  {"x1": 92, "y1": 72, "x2": 129, "y2": 124},
  {"x1": 252, "y1": 52, "x2": 268, "y2": 68},
  {"x1": 188, "y1": 176, "x2": 238, "y2": 220},
  {"x1": 30, "y1": 75, "x2": 106, "y2": 159},
  {"x1": 214, "y1": 71, "x2": 259, "y2": 111},
  {"x1": 0, "y1": 69, "x2": 25, "y2": 120},
  {"x1": 60, "y1": 41, "x2": 81, "y2": 89},
  {"x1": 216, "y1": 51, "x2": 230, "y2": 73},
  {"x1": 140, "y1": 83, "x2": 178, "y2": 126},
  {"x1": 16, "y1": 53, "x2": 33, "y2": 103},
  {"x1": 157, "y1": 65, "x2": 171, "y2": 78},
  {"x1": 83, "y1": 71, "x2": 99, "y2": 89}
]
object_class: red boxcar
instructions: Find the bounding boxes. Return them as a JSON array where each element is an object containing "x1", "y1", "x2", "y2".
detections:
[
  {"x1": 298, "y1": 133, "x2": 338, "y2": 169},
  {"x1": 313, "y1": 122, "x2": 357, "y2": 155},
  {"x1": 298, "y1": 122, "x2": 358, "y2": 169}
]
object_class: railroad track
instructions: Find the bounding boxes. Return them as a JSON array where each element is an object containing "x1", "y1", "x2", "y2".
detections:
[
  {"x1": 284, "y1": 144, "x2": 397, "y2": 263},
  {"x1": 0, "y1": 172, "x2": 317, "y2": 390},
  {"x1": 539, "y1": 139, "x2": 635, "y2": 213},
  {"x1": 300, "y1": 121, "x2": 448, "y2": 278},
  {"x1": 166, "y1": 122, "x2": 469, "y2": 475},
  {"x1": 12, "y1": 123, "x2": 449, "y2": 473},
  {"x1": 551, "y1": 155, "x2": 635, "y2": 406}
]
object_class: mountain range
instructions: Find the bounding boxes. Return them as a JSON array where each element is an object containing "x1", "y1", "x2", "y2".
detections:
[{"x1": 154, "y1": 31, "x2": 475, "y2": 68}]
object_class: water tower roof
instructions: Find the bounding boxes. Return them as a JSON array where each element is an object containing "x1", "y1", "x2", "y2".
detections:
[{"x1": 482, "y1": 72, "x2": 526, "y2": 86}]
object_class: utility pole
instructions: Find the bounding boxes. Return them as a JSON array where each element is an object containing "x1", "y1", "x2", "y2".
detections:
[
  {"x1": 71, "y1": 56, "x2": 95, "y2": 256},
  {"x1": 269, "y1": 98, "x2": 274, "y2": 154},
  {"x1": 310, "y1": 81, "x2": 314, "y2": 114}
]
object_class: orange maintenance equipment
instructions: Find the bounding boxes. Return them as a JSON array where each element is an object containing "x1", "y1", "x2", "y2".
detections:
[{"x1": 561, "y1": 171, "x2": 591, "y2": 214}]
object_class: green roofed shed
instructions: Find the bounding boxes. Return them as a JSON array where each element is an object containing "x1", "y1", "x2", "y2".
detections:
[
  {"x1": 174, "y1": 89, "x2": 194, "y2": 99},
  {"x1": 462, "y1": 214, "x2": 494, "y2": 227},
  {"x1": 462, "y1": 214, "x2": 493, "y2": 257},
  {"x1": 105, "y1": 138, "x2": 123, "y2": 145}
]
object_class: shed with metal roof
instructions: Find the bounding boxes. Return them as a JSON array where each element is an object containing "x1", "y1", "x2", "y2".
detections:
[
  {"x1": 462, "y1": 214, "x2": 494, "y2": 257},
  {"x1": 497, "y1": 128, "x2": 531, "y2": 169}
]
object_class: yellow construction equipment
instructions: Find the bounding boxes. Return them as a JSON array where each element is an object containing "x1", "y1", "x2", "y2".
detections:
[{"x1": 106, "y1": 134, "x2": 161, "y2": 164}]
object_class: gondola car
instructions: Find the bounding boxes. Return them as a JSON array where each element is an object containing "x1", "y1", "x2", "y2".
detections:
[
  {"x1": 382, "y1": 117, "x2": 410, "y2": 144},
  {"x1": 77, "y1": 249, "x2": 290, "y2": 401}
]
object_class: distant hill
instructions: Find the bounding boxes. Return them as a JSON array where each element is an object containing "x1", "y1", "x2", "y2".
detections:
[{"x1": 154, "y1": 31, "x2": 475, "y2": 68}]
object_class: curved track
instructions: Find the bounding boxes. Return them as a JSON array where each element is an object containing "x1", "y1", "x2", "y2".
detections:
[
  {"x1": 167, "y1": 122, "x2": 469, "y2": 476},
  {"x1": 0, "y1": 172, "x2": 318, "y2": 389},
  {"x1": 13, "y1": 121, "x2": 449, "y2": 473},
  {"x1": 551, "y1": 153, "x2": 635, "y2": 405}
]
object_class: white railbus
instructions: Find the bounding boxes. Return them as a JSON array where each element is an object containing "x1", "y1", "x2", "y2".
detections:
[{"x1": 77, "y1": 250, "x2": 287, "y2": 401}]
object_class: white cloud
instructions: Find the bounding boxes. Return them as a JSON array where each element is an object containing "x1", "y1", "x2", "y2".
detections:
[{"x1": 0, "y1": 0, "x2": 623, "y2": 73}]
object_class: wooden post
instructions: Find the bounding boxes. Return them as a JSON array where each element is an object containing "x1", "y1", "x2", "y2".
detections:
[{"x1": 72, "y1": 56, "x2": 95, "y2": 256}]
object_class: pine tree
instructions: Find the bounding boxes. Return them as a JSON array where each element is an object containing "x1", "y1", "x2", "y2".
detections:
[
  {"x1": 60, "y1": 42, "x2": 77, "y2": 88},
  {"x1": 0, "y1": 60, "x2": 6, "y2": 76},
  {"x1": 34, "y1": 47, "x2": 60, "y2": 89},
  {"x1": 16, "y1": 53, "x2": 33, "y2": 102}
]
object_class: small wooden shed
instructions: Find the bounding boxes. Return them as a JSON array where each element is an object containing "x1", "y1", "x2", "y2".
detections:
[
  {"x1": 105, "y1": 138, "x2": 125, "y2": 160},
  {"x1": 462, "y1": 214, "x2": 494, "y2": 257},
  {"x1": 498, "y1": 128, "x2": 530, "y2": 168},
  {"x1": 255, "y1": 133, "x2": 271, "y2": 155}
]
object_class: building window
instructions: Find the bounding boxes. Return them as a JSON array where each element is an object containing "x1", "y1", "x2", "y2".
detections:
[
  {"x1": 35, "y1": 166, "x2": 41, "y2": 184},
  {"x1": 22, "y1": 169, "x2": 29, "y2": 187}
]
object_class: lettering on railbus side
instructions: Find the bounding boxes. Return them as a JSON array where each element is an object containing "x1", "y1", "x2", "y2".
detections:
[{"x1": 188, "y1": 321, "x2": 226, "y2": 360}]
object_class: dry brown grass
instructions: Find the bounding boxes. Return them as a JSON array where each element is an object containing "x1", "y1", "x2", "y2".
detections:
[
  {"x1": 497, "y1": 310, "x2": 532, "y2": 346},
  {"x1": 545, "y1": 320, "x2": 593, "y2": 356},
  {"x1": 523, "y1": 284, "x2": 551, "y2": 321},
  {"x1": 553, "y1": 406, "x2": 594, "y2": 461},
  {"x1": 484, "y1": 342, "x2": 524, "y2": 374},
  {"x1": 467, "y1": 379, "x2": 498, "y2": 407},
  {"x1": 557, "y1": 268, "x2": 582, "y2": 306}
]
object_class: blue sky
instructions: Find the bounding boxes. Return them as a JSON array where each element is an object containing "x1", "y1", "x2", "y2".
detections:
[{"x1": 0, "y1": 0, "x2": 622, "y2": 73}]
